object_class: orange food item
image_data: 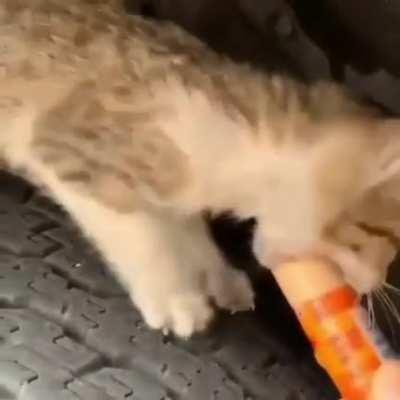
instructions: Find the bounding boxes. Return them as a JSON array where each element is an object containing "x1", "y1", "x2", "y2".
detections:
[
  {"x1": 299, "y1": 286, "x2": 381, "y2": 400},
  {"x1": 273, "y1": 259, "x2": 393, "y2": 400}
]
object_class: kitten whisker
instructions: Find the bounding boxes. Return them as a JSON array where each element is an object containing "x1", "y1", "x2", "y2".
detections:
[
  {"x1": 383, "y1": 282, "x2": 400, "y2": 296},
  {"x1": 366, "y1": 293, "x2": 376, "y2": 329},
  {"x1": 380, "y1": 289, "x2": 400, "y2": 320},
  {"x1": 374, "y1": 289, "x2": 398, "y2": 344},
  {"x1": 376, "y1": 288, "x2": 400, "y2": 348}
]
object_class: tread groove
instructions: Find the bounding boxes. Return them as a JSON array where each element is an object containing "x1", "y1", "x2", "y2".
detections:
[{"x1": 0, "y1": 173, "x2": 336, "y2": 399}]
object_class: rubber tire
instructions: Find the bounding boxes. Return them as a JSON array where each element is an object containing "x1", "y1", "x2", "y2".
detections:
[{"x1": 0, "y1": 172, "x2": 338, "y2": 399}]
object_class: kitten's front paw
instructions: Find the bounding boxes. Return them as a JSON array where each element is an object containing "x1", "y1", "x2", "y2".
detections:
[
  {"x1": 134, "y1": 291, "x2": 214, "y2": 338},
  {"x1": 207, "y1": 268, "x2": 255, "y2": 313}
]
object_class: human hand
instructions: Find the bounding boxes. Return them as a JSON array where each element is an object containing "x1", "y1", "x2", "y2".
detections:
[
  {"x1": 338, "y1": 361, "x2": 400, "y2": 400},
  {"x1": 369, "y1": 361, "x2": 400, "y2": 400}
]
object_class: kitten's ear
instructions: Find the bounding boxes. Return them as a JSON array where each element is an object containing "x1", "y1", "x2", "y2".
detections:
[{"x1": 368, "y1": 118, "x2": 400, "y2": 194}]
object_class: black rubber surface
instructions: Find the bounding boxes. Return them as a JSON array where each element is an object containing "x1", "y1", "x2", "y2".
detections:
[{"x1": 0, "y1": 172, "x2": 338, "y2": 399}]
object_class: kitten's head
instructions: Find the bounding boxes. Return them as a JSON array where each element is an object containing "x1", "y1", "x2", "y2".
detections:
[
  {"x1": 134, "y1": 73, "x2": 400, "y2": 295},
  {"x1": 188, "y1": 77, "x2": 400, "y2": 295},
  {"x1": 249, "y1": 104, "x2": 400, "y2": 295}
]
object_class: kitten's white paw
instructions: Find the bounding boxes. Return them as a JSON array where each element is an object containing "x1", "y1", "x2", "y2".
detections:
[
  {"x1": 116, "y1": 214, "x2": 253, "y2": 337},
  {"x1": 168, "y1": 293, "x2": 214, "y2": 337},
  {"x1": 207, "y1": 268, "x2": 255, "y2": 313},
  {"x1": 136, "y1": 292, "x2": 214, "y2": 338}
]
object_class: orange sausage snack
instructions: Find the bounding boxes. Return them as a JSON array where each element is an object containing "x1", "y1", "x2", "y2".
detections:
[{"x1": 273, "y1": 259, "x2": 394, "y2": 400}]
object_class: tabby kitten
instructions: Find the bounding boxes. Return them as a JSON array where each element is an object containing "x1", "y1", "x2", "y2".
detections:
[{"x1": 0, "y1": 0, "x2": 399, "y2": 336}]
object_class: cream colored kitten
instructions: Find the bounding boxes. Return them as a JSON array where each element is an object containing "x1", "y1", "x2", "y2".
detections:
[{"x1": 0, "y1": 0, "x2": 399, "y2": 336}]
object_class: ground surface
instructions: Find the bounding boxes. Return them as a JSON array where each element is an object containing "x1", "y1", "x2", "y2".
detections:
[{"x1": 0, "y1": 173, "x2": 336, "y2": 399}]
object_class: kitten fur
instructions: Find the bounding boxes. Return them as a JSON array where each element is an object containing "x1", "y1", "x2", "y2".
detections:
[{"x1": 0, "y1": 0, "x2": 399, "y2": 336}]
